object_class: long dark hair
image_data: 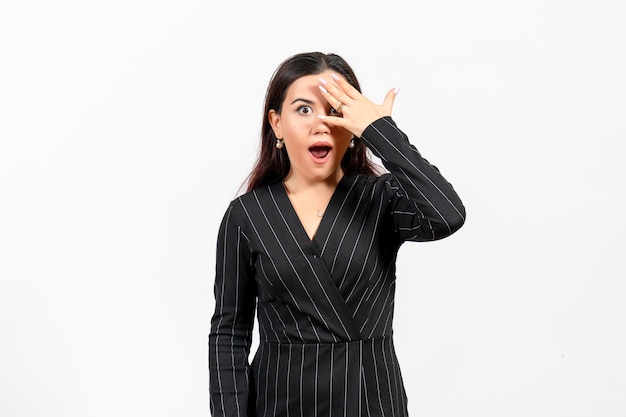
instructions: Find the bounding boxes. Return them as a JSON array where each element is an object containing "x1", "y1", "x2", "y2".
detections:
[{"x1": 243, "y1": 52, "x2": 381, "y2": 193}]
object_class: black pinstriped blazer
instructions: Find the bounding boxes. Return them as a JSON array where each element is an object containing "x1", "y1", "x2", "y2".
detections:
[{"x1": 209, "y1": 117, "x2": 465, "y2": 417}]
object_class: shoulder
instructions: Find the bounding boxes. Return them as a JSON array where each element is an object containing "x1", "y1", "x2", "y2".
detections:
[
  {"x1": 341, "y1": 172, "x2": 395, "y2": 199},
  {"x1": 221, "y1": 182, "x2": 281, "y2": 222},
  {"x1": 349, "y1": 172, "x2": 405, "y2": 203},
  {"x1": 233, "y1": 181, "x2": 279, "y2": 206},
  {"x1": 351, "y1": 171, "x2": 394, "y2": 187}
]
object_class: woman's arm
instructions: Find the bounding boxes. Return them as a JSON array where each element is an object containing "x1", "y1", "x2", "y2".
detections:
[
  {"x1": 361, "y1": 116, "x2": 465, "y2": 242},
  {"x1": 317, "y1": 74, "x2": 465, "y2": 242},
  {"x1": 208, "y1": 203, "x2": 256, "y2": 417}
]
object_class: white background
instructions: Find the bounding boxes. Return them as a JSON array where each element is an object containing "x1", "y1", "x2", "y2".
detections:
[{"x1": 1, "y1": 1, "x2": 625, "y2": 416}]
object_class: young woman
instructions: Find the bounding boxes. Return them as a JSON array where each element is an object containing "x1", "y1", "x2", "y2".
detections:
[{"x1": 209, "y1": 52, "x2": 465, "y2": 417}]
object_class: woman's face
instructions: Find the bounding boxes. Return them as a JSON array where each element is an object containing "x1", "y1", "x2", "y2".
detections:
[{"x1": 269, "y1": 70, "x2": 353, "y2": 185}]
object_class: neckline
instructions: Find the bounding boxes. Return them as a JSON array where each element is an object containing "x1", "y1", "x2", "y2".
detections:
[
  {"x1": 282, "y1": 181, "x2": 326, "y2": 219},
  {"x1": 278, "y1": 174, "x2": 353, "y2": 245}
]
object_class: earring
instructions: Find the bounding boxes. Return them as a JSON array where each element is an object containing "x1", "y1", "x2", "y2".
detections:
[
  {"x1": 276, "y1": 139, "x2": 284, "y2": 149},
  {"x1": 349, "y1": 138, "x2": 355, "y2": 148}
]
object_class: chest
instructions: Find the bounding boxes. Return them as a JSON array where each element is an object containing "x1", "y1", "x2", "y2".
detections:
[
  {"x1": 288, "y1": 200, "x2": 323, "y2": 241},
  {"x1": 242, "y1": 182, "x2": 399, "y2": 302}
]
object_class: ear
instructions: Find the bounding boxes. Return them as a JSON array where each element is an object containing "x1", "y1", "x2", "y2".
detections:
[{"x1": 268, "y1": 110, "x2": 283, "y2": 139}]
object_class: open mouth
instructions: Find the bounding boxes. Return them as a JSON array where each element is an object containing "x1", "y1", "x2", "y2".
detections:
[{"x1": 309, "y1": 145, "x2": 331, "y2": 159}]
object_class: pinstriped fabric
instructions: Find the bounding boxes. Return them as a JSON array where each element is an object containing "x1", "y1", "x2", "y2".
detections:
[{"x1": 209, "y1": 117, "x2": 465, "y2": 417}]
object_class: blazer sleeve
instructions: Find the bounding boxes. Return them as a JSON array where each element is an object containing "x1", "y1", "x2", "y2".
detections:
[
  {"x1": 360, "y1": 116, "x2": 466, "y2": 242},
  {"x1": 208, "y1": 202, "x2": 257, "y2": 417}
]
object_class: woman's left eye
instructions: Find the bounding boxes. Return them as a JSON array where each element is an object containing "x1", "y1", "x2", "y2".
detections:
[{"x1": 329, "y1": 107, "x2": 343, "y2": 117}]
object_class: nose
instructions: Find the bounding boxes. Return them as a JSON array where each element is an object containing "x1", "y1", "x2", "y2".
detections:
[{"x1": 313, "y1": 115, "x2": 331, "y2": 135}]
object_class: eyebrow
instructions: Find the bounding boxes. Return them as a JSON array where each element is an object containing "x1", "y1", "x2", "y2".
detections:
[{"x1": 289, "y1": 98, "x2": 315, "y2": 105}]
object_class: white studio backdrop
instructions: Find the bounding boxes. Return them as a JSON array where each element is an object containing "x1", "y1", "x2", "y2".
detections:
[{"x1": 1, "y1": 1, "x2": 625, "y2": 416}]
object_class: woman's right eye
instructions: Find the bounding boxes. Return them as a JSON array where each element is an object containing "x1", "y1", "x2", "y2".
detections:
[{"x1": 297, "y1": 105, "x2": 313, "y2": 115}]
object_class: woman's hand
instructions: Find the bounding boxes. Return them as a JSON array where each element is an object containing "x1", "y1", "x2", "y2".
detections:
[{"x1": 318, "y1": 73, "x2": 399, "y2": 138}]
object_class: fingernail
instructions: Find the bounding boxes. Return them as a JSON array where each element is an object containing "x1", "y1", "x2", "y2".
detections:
[
  {"x1": 318, "y1": 77, "x2": 328, "y2": 85},
  {"x1": 394, "y1": 85, "x2": 401, "y2": 95},
  {"x1": 330, "y1": 73, "x2": 339, "y2": 80},
  {"x1": 319, "y1": 85, "x2": 328, "y2": 94},
  {"x1": 317, "y1": 115, "x2": 326, "y2": 120}
]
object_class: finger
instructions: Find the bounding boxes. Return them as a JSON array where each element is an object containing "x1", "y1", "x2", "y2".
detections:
[
  {"x1": 381, "y1": 86, "x2": 400, "y2": 114},
  {"x1": 330, "y1": 73, "x2": 361, "y2": 100},
  {"x1": 319, "y1": 77, "x2": 353, "y2": 106},
  {"x1": 317, "y1": 114, "x2": 347, "y2": 129},
  {"x1": 318, "y1": 84, "x2": 345, "y2": 112}
]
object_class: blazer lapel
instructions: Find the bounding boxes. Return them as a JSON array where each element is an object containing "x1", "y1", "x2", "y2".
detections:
[{"x1": 268, "y1": 180, "x2": 362, "y2": 340}]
